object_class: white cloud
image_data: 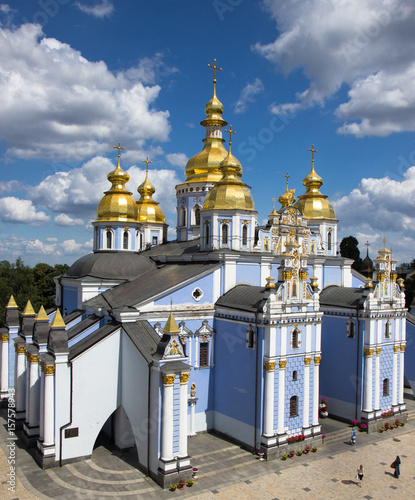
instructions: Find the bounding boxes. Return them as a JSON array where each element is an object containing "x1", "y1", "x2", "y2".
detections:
[
  {"x1": 0, "y1": 24, "x2": 170, "y2": 161},
  {"x1": 255, "y1": 0, "x2": 415, "y2": 136},
  {"x1": 0, "y1": 235, "x2": 58, "y2": 259},
  {"x1": 124, "y1": 52, "x2": 178, "y2": 85},
  {"x1": 60, "y1": 238, "x2": 93, "y2": 254},
  {"x1": 54, "y1": 213, "x2": 84, "y2": 226},
  {"x1": 0, "y1": 180, "x2": 21, "y2": 194},
  {"x1": 0, "y1": 197, "x2": 50, "y2": 224},
  {"x1": 166, "y1": 153, "x2": 189, "y2": 168},
  {"x1": 28, "y1": 155, "x2": 181, "y2": 219},
  {"x1": 333, "y1": 166, "x2": 415, "y2": 262},
  {"x1": 234, "y1": 78, "x2": 264, "y2": 114},
  {"x1": 75, "y1": 0, "x2": 114, "y2": 18}
]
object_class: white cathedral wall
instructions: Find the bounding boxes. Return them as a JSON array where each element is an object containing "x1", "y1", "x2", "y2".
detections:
[{"x1": 213, "y1": 411, "x2": 255, "y2": 448}]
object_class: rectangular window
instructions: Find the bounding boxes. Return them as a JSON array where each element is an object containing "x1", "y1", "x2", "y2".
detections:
[
  {"x1": 383, "y1": 378, "x2": 389, "y2": 396},
  {"x1": 199, "y1": 342, "x2": 209, "y2": 367},
  {"x1": 152, "y1": 236, "x2": 158, "y2": 245}
]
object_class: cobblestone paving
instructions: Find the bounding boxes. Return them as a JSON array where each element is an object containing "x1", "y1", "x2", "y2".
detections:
[{"x1": 1, "y1": 413, "x2": 415, "y2": 499}]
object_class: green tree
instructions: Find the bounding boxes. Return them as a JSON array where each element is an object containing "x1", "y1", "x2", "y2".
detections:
[{"x1": 340, "y1": 236, "x2": 363, "y2": 272}]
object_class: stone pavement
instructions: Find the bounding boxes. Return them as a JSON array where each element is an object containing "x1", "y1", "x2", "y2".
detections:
[{"x1": 1, "y1": 410, "x2": 415, "y2": 499}]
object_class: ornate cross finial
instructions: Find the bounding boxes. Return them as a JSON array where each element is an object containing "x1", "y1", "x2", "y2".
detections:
[
  {"x1": 383, "y1": 236, "x2": 387, "y2": 247},
  {"x1": 284, "y1": 171, "x2": 291, "y2": 189},
  {"x1": 113, "y1": 142, "x2": 125, "y2": 167},
  {"x1": 272, "y1": 196, "x2": 276, "y2": 210},
  {"x1": 308, "y1": 144, "x2": 318, "y2": 168},
  {"x1": 207, "y1": 58, "x2": 222, "y2": 84},
  {"x1": 142, "y1": 156, "x2": 152, "y2": 173},
  {"x1": 225, "y1": 125, "x2": 236, "y2": 150}
]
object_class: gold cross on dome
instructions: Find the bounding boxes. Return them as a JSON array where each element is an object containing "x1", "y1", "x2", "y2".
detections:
[
  {"x1": 383, "y1": 236, "x2": 387, "y2": 246},
  {"x1": 225, "y1": 125, "x2": 236, "y2": 147},
  {"x1": 207, "y1": 58, "x2": 222, "y2": 83},
  {"x1": 272, "y1": 196, "x2": 276, "y2": 209},
  {"x1": 308, "y1": 144, "x2": 318, "y2": 166},
  {"x1": 113, "y1": 141, "x2": 125, "y2": 159},
  {"x1": 284, "y1": 171, "x2": 291, "y2": 189},
  {"x1": 142, "y1": 156, "x2": 152, "y2": 173}
]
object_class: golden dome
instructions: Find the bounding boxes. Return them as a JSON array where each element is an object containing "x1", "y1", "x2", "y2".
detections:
[
  {"x1": 294, "y1": 145, "x2": 336, "y2": 220},
  {"x1": 184, "y1": 82, "x2": 229, "y2": 183},
  {"x1": 97, "y1": 144, "x2": 138, "y2": 222},
  {"x1": 203, "y1": 128, "x2": 255, "y2": 211},
  {"x1": 136, "y1": 159, "x2": 165, "y2": 223}
]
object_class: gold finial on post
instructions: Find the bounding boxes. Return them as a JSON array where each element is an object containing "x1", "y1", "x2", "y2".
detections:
[
  {"x1": 142, "y1": 156, "x2": 152, "y2": 174},
  {"x1": 308, "y1": 144, "x2": 318, "y2": 169},
  {"x1": 225, "y1": 125, "x2": 236, "y2": 153},
  {"x1": 207, "y1": 58, "x2": 222, "y2": 84},
  {"x1": 113, "y1": 141, "x2": 125, "y2": 168}
]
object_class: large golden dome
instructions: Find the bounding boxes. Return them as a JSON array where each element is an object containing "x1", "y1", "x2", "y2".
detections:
[
  {"x1": 294, "y1": 146, "x2": 336, "y2": 220},
  {"x1": 202, "y1": 135, "x2": 255, "y2": 211},
  {"x1": 136, "y1": 163, "x2": 165, "y2": 223},
  {"x1": 96, "y1": 149, "x2": 138, "y2": 222},
  {"x1": 184, "y1": 84, "x2": 229, "y2": 183}
]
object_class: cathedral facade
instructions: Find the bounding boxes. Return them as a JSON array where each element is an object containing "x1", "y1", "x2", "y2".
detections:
[{"x1": 0, "y1": 65, "x2": 409, "y2": 488}]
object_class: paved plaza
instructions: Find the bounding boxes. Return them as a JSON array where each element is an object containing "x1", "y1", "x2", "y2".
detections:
[{"x1": 1, "y1": 407, "x2": 415, "y2": 499}]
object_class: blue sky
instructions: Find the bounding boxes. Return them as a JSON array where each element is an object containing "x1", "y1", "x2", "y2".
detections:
[{"x1": 1, "y1": 0, "x2": 415, "y2": 266}]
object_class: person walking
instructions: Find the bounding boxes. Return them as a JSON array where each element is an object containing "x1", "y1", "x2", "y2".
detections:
[
  {"x1": 350, "y1": 427, "x2": 356, "y2": 446},
  {"x1": 393, "y1": 456, "x2": 401, "y2": 478},
  {"x1": 356, "y1": 464, "x2": 364, "y2": 487}
]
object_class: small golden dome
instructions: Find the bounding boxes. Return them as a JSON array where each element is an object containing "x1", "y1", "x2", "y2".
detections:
[
  {"x1": 136, "y1": 160, "x2": 165, "y2": 223},
  {"x1": 294, "y1": 145, "x2": 336, "y2": 220},
  {"x1": 203, "y1": 127, "x2": 255, "y2": 211},
  {"x1": 185, "y1": 83, "x2": 229, "y2": 183},
  {"x1": 96, "y1": 144, "x2": 138, "y2": 222}
]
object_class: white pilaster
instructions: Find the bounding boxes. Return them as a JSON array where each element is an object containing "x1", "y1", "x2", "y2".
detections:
[
  {"x1": 39, "y1": 370, "x2": 45, "y2": 441},
  {"x1": 303, "y1": 358, "x2": 311, "y2": 428},
  {"x1": 263, "y1": 361, "x2": 276, "y2": 437},
  {"x1": 392, "y1": 345, "x2": 398, "y2": 407},
  {"x1": 161, "y1": 374, "x2": 174, "y2": 461},
  {"x1": 277, "y1": 360, "x2": 286, "y2": 434},
  {"x1": 0, "y1": 333, "x2": 9, "y2": 398},
  {"x1": 28, "y1": 354, "x2": 40, "y2": 428},
  {"x1": 312, "y1": 356, "x2": 321, "y2": 426},
  {"x1": 179, "y1": 373, "x2": 189, "y2": 458},
  {"x1": 363, "y1": 349, "x2": 373, "y2": 412},
  {"x1": 399, "y1": 345, "x2": 405, "y2": 405},
  {"x1": 374, "y1": 347, "x2": 381, "y2": 411},
  {"x1": 14, "y1": 345, "x2": 26, "y2": 417},
  {"x1": 43, "y1": 365, "x2": 55, "y2": 447}
]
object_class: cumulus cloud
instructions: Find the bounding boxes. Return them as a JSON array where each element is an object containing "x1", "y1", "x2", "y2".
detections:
[
  {"x1": 255, "y1": 0, "x2": 415, "y2": 136},
  {"x1": 54, "y1": 213, "x2": 84, "y2": 226},
  {"x1": 0, "y1": 23, "x2": 170, "y2": 161},
  {"x1": 166, "y1": 153, "x2": 189, "y2": 168},
  {"x1": 75, "y1": 0, "x2": 114, "y2": 18},
  {"x1": 124, "y1": 52, "x2": 178, "y2": 85},
  {"x1": 0, "y1": 180, "x2": 21, "y2": 194},
  {"x1": 28, "y1": 155, "x2": 180, "y2": 219},
  {"x1": 60, "y1": 238, "x2": 93, "y2": 254},
  {"x1": 0, "y1": 197, "x2": 50, "y2": 224},
  {"x1": 234, "y1": 78, "x2": 264, "y2": 114}
]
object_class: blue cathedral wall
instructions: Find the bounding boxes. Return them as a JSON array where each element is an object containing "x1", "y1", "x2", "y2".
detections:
[
  {"x1": 323, "y1": 266, "x2": 342, "y2": 286},
  {"x1": 62, "y1": 286, "x2": 78, "y2": 315},
  {"x1": 154, "y1": 272, "x2": 215, "y2": 305},
  {"x1": 320, "y1": 315, "x2": 363, "y2": 415},
  {"x1": 213, "y1": 319, "x2": 263, "y2": 429},
  {"x1": 379, "y1": 344, "x2": 394, "y2": 411},
  {"x1": 236, "y1": 263, "x2": 260, "y2": 286},
  {"x1": 405, "y1": 319, "x2": 415, "y2": 395}
]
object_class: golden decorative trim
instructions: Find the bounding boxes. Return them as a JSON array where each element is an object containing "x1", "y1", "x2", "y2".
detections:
[
  {"x1": 364, "y1": 348, "x2": 374, "y2": 357},
  {"x1": 393, "y1": 345, "x2": 399, "y2": 353},
  {"x1": 304, "y1": 357, "x2": 312, "y2": 366},
  {"x1": 0, "y1": 333, "x2": 9, "y2": 342},
  {"x1": 283, "y1": 270, "x2": 293, "y2": 281},
  {"x1": 29, "y1": 354, "x2": 39, "y2": 363},
  {"x1": 162, "y1": 374, "x2": 175, "y2": 385},
  {"x1": 400, "y1": 344, "x2": 406, "y2": 352},
  {"x1": 15, "y1": 345, "x2": 25, "y2": 354},
  {"x1": 279, "y1": 360, "x2": 287, "y2": 369},
  {"x1": 378, "y1": 273, "x2": 385, "y2": 282},
  {"x1": 180, "y1": 373, "x2": 190, "y2": 383},
  {"x1": 263, "y1": 361, "x2": 276, "y2": 371},
  {"x1": 44, "y1": 365, "x2": 55, "y2": 375},
  {"x1": 314, "y1": 355, "x2": 321, "y2": 365},
  {"x1": 299, "y1": 271, "x2": 308, "y2": 281},
  {"x1": 391, "y1": 273, "x2": 397, "y2": 282},
  {"x1": 376, "y1": 347, "x2": 381, "y2": 356}
]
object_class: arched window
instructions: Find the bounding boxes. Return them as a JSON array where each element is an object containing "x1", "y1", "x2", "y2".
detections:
[
  {"x1": 139, "y1": 232, "x2": 143, "y2": 250},
  {"x1": 292, "y1": 327, "x2": 300, "y2": 348},
  {"x1": 246, "y1": 324, "x2": 254, "y2": 349},
  {"x1": 385, "y1": 319, "x2": 391, "y2": 338},
  {"x1": 123, "y1": 230, "x2": 129, "y2": 250},
  {"x1": 180, "y1": 207, "x2": 186, "y2": 227},
  {"x1": 328, "y1": 230, "x2": 332, "y2": 250},
  {"x1": 205, "y1": 223, "x2": 210, "y2": 245},
  {"x1": 383, "y1": 378, "x2": 389, "y2": 396},
  {"x1": 106, "y1": 230, "x2": 112, "y2": 249},
  {"x1": 292, "y1": 371, "x2": 297, "y2": 381},
  {"x1": 346, "y1": 318, "x2": 355, "y2": 338},
  {"x1": 289, "y1": 395, "x2": 298, "y2": 417},
  {"x1": 222, "y1": 224, "x2": 228, "y2": 245},
  {"x1": 242, "y1": 225, "x2": 248, "y2": 246},
  {"x1": 194, "y1": 206, "x2": 201, "y2": 225}
]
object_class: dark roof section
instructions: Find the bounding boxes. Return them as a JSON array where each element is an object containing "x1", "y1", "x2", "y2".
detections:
[
  {"x1": 407, "y1": 311, "x2": 415, "y2": 326},
  {"x1": 67, "y1": 314, "x2": 101, "y2": 341},
  {"x1": 69, "y1": 321, "x2": 120, "y2": 360},
  {"x1": 65, "y1": 251, "x2": 156, "y2": 280},
  {"x1": 319, "y1": 285, "x2": 367, "y2": 309},
  {"x1": 64, "y1": 309, "x2": 84, "y2": 325},
  {"x1": 84, "y1": 262, "x2": 221, "y2": 310},
  {"x1": 145, "y1": 238, "x2": 201, "y2": 257},
  {"x1": 216, "y1": 284, "x2": 268, "y2": 313},
  {"x1": 122, "y1": 321, "x2": 160, "y2": 363}
]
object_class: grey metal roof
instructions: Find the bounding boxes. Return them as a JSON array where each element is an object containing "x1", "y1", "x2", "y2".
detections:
[
  {"x1": 67, "y1": 314, "x2": 101, "y2": 341},
  {"x1": 65, "y1": 251, "x2": 156, "y2": 280},
  {"x1": 407, "y1": 311, "x2": 415, "y2": 326},
  {"x1": 319, "y1": 285, "x2": 367, "y2": 309},
  {"x1": 63, "y1": 309, "x2": 84, "y2": 324},
  {"x1": 122, "y1": 321, "x2": 160, "y2": 363},
  {"x1": 84, "y1": 262, "x2": 221, "y2": 310},
  {"x1": 145, "y1": 239, "x2": 201, "y2": 257},
  {"x1": 69, "y1": 321, "x2": 120, "y2": 360},
  {"x1": 216, "y1": 284, "x2": 268, "y2": 312}
]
